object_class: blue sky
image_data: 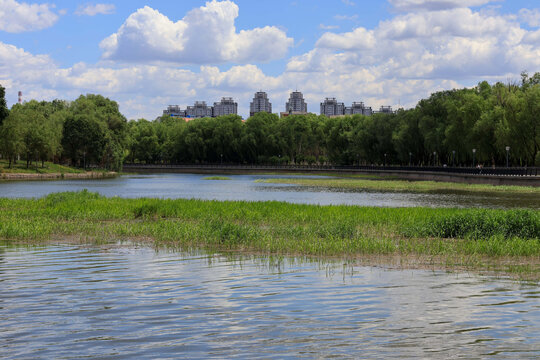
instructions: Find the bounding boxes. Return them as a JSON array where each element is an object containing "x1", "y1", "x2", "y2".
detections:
[{"x1": 1, "y1": 0, "x2": 540, "y2": 119}]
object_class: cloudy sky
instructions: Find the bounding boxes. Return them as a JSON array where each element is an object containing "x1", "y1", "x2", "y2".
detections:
[{"x1": 1, "y1": 0, "x2": 539, "y2": 119}]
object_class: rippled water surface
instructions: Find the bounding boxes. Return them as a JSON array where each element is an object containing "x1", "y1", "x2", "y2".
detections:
[
  {"x1": 1, "y1": 244, "x2": 539, "y2": 359},
  {"x1": 0, "y1": 173, "x2": 538, "y2": 208}
]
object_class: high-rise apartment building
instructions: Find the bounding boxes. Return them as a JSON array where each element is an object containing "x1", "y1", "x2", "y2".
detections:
[
  {"x1": 250, "y1": 91, "x2": 272, "y2": 116},
  {"x1": 213, "y1": 97, "x2": 238, "y2": 117},
  {"x1": 345, "y1": 102, "x2": 373, "y2": 116},
  {"x1": 285, "y1": 91, "x2": 308, "y2": 113},
  {"x1": 320, "y1": 98, "x2": 345, "y2": 117},
  {"x1": 377, "y1": 106, "x2": 393, "y2": 114},
  {"x1": 186, "y1": 101, "x2": 213, "y2": 118}
]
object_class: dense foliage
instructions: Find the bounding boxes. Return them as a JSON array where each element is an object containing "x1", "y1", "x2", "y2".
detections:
[
  {"x1": 0, "y1": 94, "x2": 127, "y2": 170},
  {"x1": 0, "y1": 74, "x2": 539, "y2": 169}
]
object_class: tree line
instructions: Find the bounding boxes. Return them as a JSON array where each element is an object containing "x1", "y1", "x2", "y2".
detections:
[
  {"x1": 1, "y1": 73, "x2": 539, "y2": 170},
  {"x1": 127, "y1": 73, "x2": 539, "y2": 167}
]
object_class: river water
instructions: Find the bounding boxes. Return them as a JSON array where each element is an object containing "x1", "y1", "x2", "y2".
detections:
[
  {"x1": 1, "y1": 174, "x2": 538, "y2": 358},
  {"x1": 0, "y1": 244, "x2": 538, "y2": 359},
  {"x1": 0, "y1": 173, "x2": 538, "y2": 208}
]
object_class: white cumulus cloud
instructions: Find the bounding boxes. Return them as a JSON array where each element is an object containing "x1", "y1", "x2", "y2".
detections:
[
  {"x1": 75, "y1": 3, "x2": 115, "y2": 16},
  {"x1": 294, "y1": 7, "x2": 540, "y2": 81},
  {"x1": 100, "y1": 0, "x2": 293, "y2": 64},
  {"x1": 0, "y1": 0, "x2": 59, "y2": 33}
]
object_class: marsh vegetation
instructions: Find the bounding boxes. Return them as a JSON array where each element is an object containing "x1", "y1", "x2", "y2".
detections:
[{"x1": 1, "y1": 191, "x2": 538, "y2": 278}]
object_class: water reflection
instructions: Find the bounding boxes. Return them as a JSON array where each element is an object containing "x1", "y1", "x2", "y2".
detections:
[
  {"x1": 0, "y1": 173, "x2": 537, "y2": 209},
  {"x1": 0, "y1": 244, "x2": 538, "y2": 359}
]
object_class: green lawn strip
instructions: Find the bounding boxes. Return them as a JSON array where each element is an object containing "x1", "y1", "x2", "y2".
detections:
[
  {"x1": 0, "y1": 160, "x2": 84, "y2": 174},
  {"x1": 257, "y1": 177, "x2": 540, "y2": 194},
  {"x1": 0, "y1": 191, "x2": 538, "y2": 278}
]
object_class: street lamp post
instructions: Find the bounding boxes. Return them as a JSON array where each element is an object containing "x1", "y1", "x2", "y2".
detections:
[
  {"x1": 506, "y1": 146, "x2": 510, "y2": 168},
  {"x1": 409, "y1": 152, "x2": 412, "y2": 166},
  {"x1": 433, "y1": 152, "x2": 437, "y2": 167},
  {"x1": 472, "y1": 148, "x2": 477, "y2": 168},
  {"x1": 220, "y1": 153, "x2": 223, "y2": 165},
  {"x1": 452, "y1": 150, "x2": 456, "y2": 167},
  {"x1": 384, "y1": 153, "x2": 387, "y2": 167}
]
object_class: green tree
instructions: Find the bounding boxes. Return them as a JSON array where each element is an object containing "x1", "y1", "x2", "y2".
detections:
[
  {"x1": 66, "y1": 95, "x2": 128, "y2": 170},
  {"x1": 4, "y1": 102, "x2": 63, "y2": 168},
  {"x1": 62, "y1": 115, "x2": 106, "y2": 168},
  {"x1": 392, "y1": 109, "x2": 424, "y2": 165},
  {"x1": 0, "y1": 113, "x2": 23, "y2": 168},
  {"x1": 493, "y1": 83, "x2": 538, "y2": 166},
  {"x1": 324, "y1": 115, "x2": 357, "y2": 165},
  {"x1": 133, "y1": 120, "x2": 160, "y2": 163},
  {"x1": 242, "y1": 112, "x2": 279, "y2": 163}
]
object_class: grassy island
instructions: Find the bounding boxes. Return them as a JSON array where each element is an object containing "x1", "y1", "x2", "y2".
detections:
[
  {"x1": 257, "y1": 177, "x2": 540, "y2": 194},
  {"x1": 1, "y1": 191, "x2": 539, "y2": 279},
  {"x1": 203, "y1": 176, "x2": 231, "y2": 180}
]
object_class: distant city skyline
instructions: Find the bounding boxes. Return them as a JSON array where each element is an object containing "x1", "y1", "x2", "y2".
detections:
[
  {"x1": 1, "y1": 0, "x2": 540, "y2": 119},
  {"x1": 164, "y1": 90, "x2": 396, "y2": 119}
]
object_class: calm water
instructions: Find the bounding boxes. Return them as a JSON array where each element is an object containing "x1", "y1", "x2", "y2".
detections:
[
  {"x1": 0, "y1": 244, "x2": 538, "y2": 359},
  {"x1": 0, "y1": 173, "x2": 538, "y2": 208}
]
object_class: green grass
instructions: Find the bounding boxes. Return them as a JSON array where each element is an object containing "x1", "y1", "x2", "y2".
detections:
[
  {"x1": 203, "y1": 176, "x2": 231, "y2": 180},
  {"x1": 0, "y1": 190, "x2": 538, "y2": 279},
  {"x1": 256, "y1": 177, "x2": 540, "y2": 194},
  {"x1": 0, "y1": 160, "x2": 84, "y2": 174}
]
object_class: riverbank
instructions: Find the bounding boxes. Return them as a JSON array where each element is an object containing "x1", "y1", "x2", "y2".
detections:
[
  {"x1": 0, "y1": 160, "x2": 118, "y2": 181},
  {"x1": 1, "y1": 171, "x2": 118, "y2": 181},
  {"x1": 257, "y1": 177, "x2": 540, "y2": 194},
  {"x1": 1, "y1": 191, "x2": 538, "y2": 280},
  {"x1": 0, "y1": 160, "x2": 85, "y2": 174}
]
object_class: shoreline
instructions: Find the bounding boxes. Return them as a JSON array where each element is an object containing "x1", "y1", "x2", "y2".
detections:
[
  {"x1": 0, "y1": 171, "x2": 118, "y2": 181},
  {"x1": 3, "y1": 238, "x2": 538, "y2": 281}
]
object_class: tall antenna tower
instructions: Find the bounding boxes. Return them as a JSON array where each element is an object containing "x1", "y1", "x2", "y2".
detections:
[{"x1": 18, "y1": 91, "x2": 22, "y2": 104}]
